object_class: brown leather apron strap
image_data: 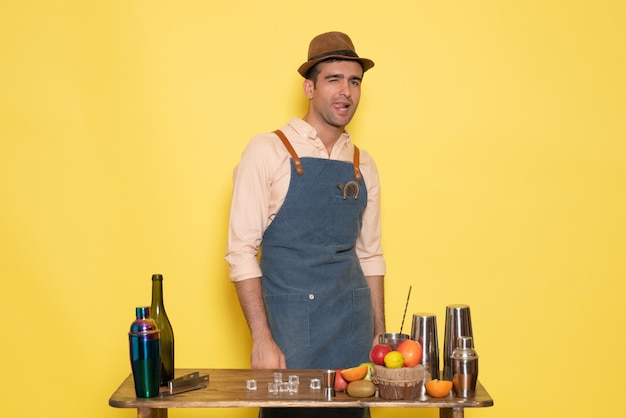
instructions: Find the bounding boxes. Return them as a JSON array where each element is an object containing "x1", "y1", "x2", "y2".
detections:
[
  {"x1": 353, "y1": 145, "x2": 362, "y2": 181},
  {"x1": 274, "y1": 130, "x2": 303, "y2": 175},
  {"x1": 273, "y1": 129, "x2": 362, "y2": 181}
]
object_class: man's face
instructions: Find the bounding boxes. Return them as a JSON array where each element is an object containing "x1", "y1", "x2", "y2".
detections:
[{"x1": 304, "y1": 60, "x2": 363, "y2": 130}]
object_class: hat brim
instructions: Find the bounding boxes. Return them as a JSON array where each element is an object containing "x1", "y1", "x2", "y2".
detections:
[{"x1": 298, "y1": 56, "x2": 375, "y2": 77}]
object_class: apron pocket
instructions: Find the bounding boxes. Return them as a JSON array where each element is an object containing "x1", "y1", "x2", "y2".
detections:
[
  {"x1": 350, "y1": 287, "x2": 374, "y2": 349},
  {"x1": 263, "y1": 293, "x2": 311, "y2": 360},
  {"x1": 329, "y1": 195, "x2": 364, "y2": 245}
]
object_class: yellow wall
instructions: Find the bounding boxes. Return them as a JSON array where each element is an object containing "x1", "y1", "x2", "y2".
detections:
[{"x1": 1, "y1": 1, "x2": 624, "y2": 417}]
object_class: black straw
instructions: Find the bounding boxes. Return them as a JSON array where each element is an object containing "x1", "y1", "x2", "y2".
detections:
[{"x1": 400, "y1": 285, "x2": 412, "y2": 334}]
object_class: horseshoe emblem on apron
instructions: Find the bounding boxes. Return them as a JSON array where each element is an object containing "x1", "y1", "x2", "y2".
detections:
[{"x1": 337, "y1": 181, "x2": 360, "y2": 199}]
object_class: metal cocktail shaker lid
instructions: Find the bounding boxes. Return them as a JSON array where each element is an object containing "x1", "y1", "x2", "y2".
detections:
[
  {"x1": 452, "y1": 336, "x2": 478, "y2": 359},
  {"x1": 129, "y1": 306, "x2": 160, "y2": 340}
]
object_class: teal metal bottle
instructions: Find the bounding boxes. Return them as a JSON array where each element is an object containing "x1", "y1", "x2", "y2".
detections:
[{"x1": 129, "y1": 306, "x2": 161, "y2": 398}]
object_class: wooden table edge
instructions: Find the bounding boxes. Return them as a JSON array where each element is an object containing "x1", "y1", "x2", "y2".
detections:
[{"x1": 109, "y1": 368, "x2": 494, "y2": 410}]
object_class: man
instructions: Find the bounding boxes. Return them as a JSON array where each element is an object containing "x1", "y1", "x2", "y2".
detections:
[{"x1": 226, "y1": 32, "x2": 386, "y2": 417}]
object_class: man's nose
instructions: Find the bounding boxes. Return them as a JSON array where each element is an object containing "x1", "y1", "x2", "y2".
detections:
[{"x1": 339, "y1": 80, "x2": 351, "y2": 97}]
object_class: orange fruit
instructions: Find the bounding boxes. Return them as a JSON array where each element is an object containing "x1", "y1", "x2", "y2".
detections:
[
  {"x1": 383, "y1": 350, "x2": 404, "y2": 368},
  {"x1": 396, "y1": 339, "x2": 423, "y2": 367},
  {"x1": 341, "y1": 365, "x2": 368, "y2": 382},
  {"x1": 425, "y1": 379, "x2": 453, "y2": 398}
]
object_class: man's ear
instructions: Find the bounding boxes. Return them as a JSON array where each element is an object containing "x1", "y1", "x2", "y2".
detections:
[{"x1": 303, "y1": 79, "x2": 314, "y2": 99}]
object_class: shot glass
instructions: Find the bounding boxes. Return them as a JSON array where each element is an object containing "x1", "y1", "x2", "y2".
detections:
[{"x1": 322, "y1": 369, "x2": 336, "y2": 400}]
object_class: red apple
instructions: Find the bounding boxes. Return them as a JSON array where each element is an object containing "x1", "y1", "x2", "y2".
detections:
[
  {"x1": 397, "y1": 339, "x2": 423, "y2": 367},
  {"x1": 369, "y1": 343, "x2": 392, "y2": 366},
  {"x1": 334, "y1": 368, "x2": 349, "y2": 391}
]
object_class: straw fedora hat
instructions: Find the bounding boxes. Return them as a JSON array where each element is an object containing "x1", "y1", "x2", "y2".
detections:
[{"x1": 297, "y1": 31, "x2": 375, "y2": 77}]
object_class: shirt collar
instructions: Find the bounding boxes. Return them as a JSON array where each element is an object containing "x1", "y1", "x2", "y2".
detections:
[{"x1": 288, "y1": 117, "x2": 352, "y2": 149}]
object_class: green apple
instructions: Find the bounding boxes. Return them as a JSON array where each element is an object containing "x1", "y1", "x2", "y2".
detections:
[{"x1": 359, "y1": 362, "x2": 375, "y2": 381}]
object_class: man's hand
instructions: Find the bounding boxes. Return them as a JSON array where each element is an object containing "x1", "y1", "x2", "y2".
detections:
[
  {"x1": 372, "y1": 333, "x2": 383, "y2": 348},
  {"x1": 251, "y1": 335, "x2": 286, "y2": 369},
  {"x1": 234, "y1": 278, "x2": 287, "y2": 369}
]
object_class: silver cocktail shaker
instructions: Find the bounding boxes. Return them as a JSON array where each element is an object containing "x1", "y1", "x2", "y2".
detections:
[
  {"x1": 442, "y1": 304, "x2": 474, "y2": 381},
  {"x1": 410, "y1": 313, "x2": 440, "y2": 381},
  {"x1": 452, "y1": 336, "x2": 478, "y2": 397}
]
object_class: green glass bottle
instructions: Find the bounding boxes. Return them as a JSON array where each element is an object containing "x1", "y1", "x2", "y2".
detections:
[{"x1": 150, "y1": 274, "x2": 174, "y2": 385}]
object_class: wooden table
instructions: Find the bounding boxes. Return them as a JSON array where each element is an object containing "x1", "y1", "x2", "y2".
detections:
[{"x1": 109, "y1": 368, "x2": 493, "y2": 418}]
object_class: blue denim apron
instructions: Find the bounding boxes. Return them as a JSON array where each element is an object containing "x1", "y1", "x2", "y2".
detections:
[{"x1": 258, "y1": 131, "x2": 372, "y2": 418}]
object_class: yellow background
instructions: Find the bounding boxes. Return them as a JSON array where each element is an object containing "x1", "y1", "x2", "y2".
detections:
[{"x1": 1, "y1": 1, "x2": 624, "y2": 417}]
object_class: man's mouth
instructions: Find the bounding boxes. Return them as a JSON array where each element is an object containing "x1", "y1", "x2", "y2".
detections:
[{"x1": 334, "y1": 102, "x2": 351, "y2": 111}]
